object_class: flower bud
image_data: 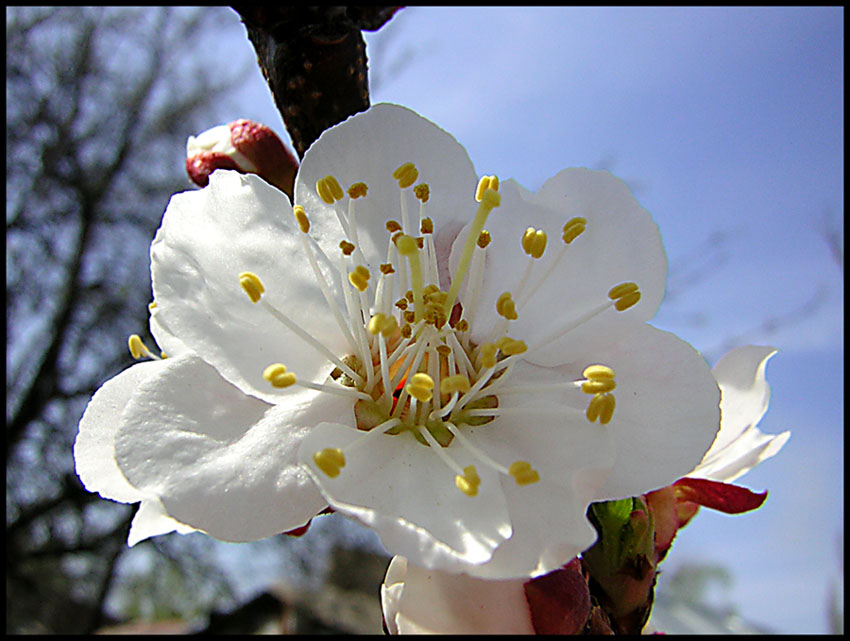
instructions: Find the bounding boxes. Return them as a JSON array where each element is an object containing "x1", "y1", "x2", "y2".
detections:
[{"x1": 186, "y1": 119, "x2": 298, "y2": 197}]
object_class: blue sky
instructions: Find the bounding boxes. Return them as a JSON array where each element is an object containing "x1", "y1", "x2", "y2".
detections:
[{"x1": 210, "y1": 7, "x2": 843, "y2": 633}]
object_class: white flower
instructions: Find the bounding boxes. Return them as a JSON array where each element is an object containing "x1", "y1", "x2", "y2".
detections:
[
  {"x1": 689, "y1": 345, "x2": 789, "y2": 482},
  {"x1": 73, "y1": 103, "x2": 720, "y2": 577}
]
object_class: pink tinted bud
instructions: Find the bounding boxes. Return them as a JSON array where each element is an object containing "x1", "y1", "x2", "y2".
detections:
[{"x1": 185, "y1": 119, "x2": 298, "y2": 197}]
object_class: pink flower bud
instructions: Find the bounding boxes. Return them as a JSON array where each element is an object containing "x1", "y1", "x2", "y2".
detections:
[{"x1": 186, "y1": 119, "x2": 298, "y2": 197}]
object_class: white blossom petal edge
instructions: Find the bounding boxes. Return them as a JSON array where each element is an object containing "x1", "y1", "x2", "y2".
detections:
[{"x1": 690, "y1": 345, "x2": 789, "y2": 482}]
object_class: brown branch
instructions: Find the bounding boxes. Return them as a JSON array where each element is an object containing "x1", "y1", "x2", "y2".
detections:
[{"x1": 231, "y1": 6, "x2": 401, "y2": 157}]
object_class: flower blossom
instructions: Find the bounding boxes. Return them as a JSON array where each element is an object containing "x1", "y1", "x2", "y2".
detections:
[
  {"x1": 73, "y1": 103, "x2": 720, "y2": 578},
  {"x1": 380, "y1": 344, "x2": 789, "y2": 633}
]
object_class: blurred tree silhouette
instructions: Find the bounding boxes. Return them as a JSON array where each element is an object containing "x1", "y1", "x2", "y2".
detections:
[{"x1": 5, "y1": 7, "x2": 247, "y2": 632}]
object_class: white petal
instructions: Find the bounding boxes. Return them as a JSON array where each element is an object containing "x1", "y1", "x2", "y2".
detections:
[
  {"x1": 691, "y1": 345, "x2": 790, "y2": 482},
  {"x1": 299, "y1": 422, "x2": 512, "y2": 570},
  {"x1": 74, "y1": 360, "x2": 165, "y2": 503},
  {"x1": 115, "y1": 354, "x2": 348, "y2": 541},
  {"x1": 295, "y1": 103, "x2": 479, "y2": 272},
  {"x1": 452, "y1": 170, "x2": 667, "y2": 367},
  {"x1": 150, "y1": 170, "x2": 348, "y2": 404},
  {"x1": 381, "y1": 555, "x2": 534, "y2": 634},
  {"x1": 579, "y1": 323, "x2": 721, "y2": 500},
  {"x1": 128, "y1": 497, "x2": 197, "y2": 547}
]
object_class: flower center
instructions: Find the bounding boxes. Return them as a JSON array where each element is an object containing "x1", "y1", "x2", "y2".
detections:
[{"x1": 231, "y1": 163, "x2": 642, "y2": 498}]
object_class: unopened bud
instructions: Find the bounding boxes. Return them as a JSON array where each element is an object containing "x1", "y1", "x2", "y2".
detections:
[{"x1": 186, "y1": 119, "x2": 298, "y2": 197}]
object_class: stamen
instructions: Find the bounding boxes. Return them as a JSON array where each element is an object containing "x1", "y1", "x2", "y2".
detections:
[
  {"x1": 263, "y1": 363, "x2": 297, "y2": 388},
  {"x1": 475, "y1": 175, "x2": 499, "y2": 202},
  {"x1": 127, "y1": 334, "x2": 161, "y2": 360},
  {"x1": 444, "y1": 182, "x2": 501, "y2": 313},
  {"x1": 293, "y1": 205, "x2": 310, "y2": 233},
  {"x1": 348, "y1": 264, "x2": 371, "y2": 292},
  {"x1": 239, "y1": 271, "x2": 265, "y2": 303},
  {"x1": 521, "y1": 227, "x2": 548, "y2": 259},
  {"x1": 414, "y1": 183, "x2": 430, "y2": 203},
  {"x1": 586, "y1": 393, "x2": 616, "y2": 424},
  {"x1": 347, "y1": 182, "x2": 368, "y2": 199},
  {"x1": 508, "y1": 460, "x2": 540, "y2": 486},
  {"x1": 608, "y1": 282, "x2": 642, "y2": 311},
  {"x1": 396, "y1": 234, "x2": 425, "y2": 322},
  {"x1": 582, "y1": 364, "x2": 617, "y2": 424},
  {"x1": 517, "y1": 217, "x2": 587, "y2": 311},
  {"x1": 316, "y1": 175, "x2": 345, "y2": 204},
  {"x1": 406, "y1": 372, "x2": 435, "y2": 403},
  {"x1": 496, "y1": 292, "x2": 518, "y2": 320},
  {"x1": 455, "y1": 465, "x2": 481, "y2": 497},
  {"x1": 440, "y1": 374, "x2": 471, "y2": 396},
  {"x1": 562, "y1": 217, "x2": 587, "y2": 244},
  {"x1": 313, "y1": 448, "x2": 345, "y2": 478},
  {"x1": 393, "y1": 162, "x2": 419, "y2": 189}
]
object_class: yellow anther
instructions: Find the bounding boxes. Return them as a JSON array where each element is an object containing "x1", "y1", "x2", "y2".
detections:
[
  {"x1": 368, "y1": 313, "x2": 387, "y2": 335},
  {"x1": 292, "y1": 205, "x2": 311, "y2": 233},
  {"x1": 128, "y1": 334, "x2": 147, "y2": 359},
  {"x1": 454, "y1": 319, "x2": 469, "y2": 332},
  {"x1": 582, "y1": 379, "x2": 617, "y2": 394},
  {"x1": 348, "y1": 265, "x2": 370, "y2": 291},
  {"x1": 496, "y1": 292, "x2": 518, "y2": 320},
  {"x1": 586, "y1": 393, "x2": 616, "y2": 424},
  {"x1": 480, "y1": 343, "x2": 499, "y2": 369},
  {"x1": 395, "y1": 234, "x2": 419, "y2": 256},
  {"x1": 420, "y1": 217, "x2": 434, "y2": 234},
  {"x1": 406, "y1": 372, "x2": 435, "y2": 403},
  {"x1": 263, "y1": 363, "x2": 297, "y2": 388},
  {"x1": 475, "y1": 175, "x2": 500, "y2": 201},
  {"x1": 392, "y1": 162, "x2": 419, "y2": 189},
  {"x1": 316, "y1": 175, "x2": 344, "y2": 204},
  {"x1": 440, "y1": 374, "x2": 471, "y2": 395},
  {"x1": 521, "y1": 227, "x2": 548, "y2": 259},
  {"x1": 608, "y1": 282, "x2": 641, "y2": 311},
  {"x1": 313, "y1": 448, "x2": 345, "y2": 478},
  {"x1": 436, "y1": 344, "x2": 452, "y2": 356},
  {"x1": 455, "y1": 465, "x2": 481, "y2": 497},
  {"x1": 497, "y1": 337, "x2": 527, "y2": 356},
  {"x1": 148, "y1": 301, "x2": 157, "y2": 310},
  {"x1": 339, "y1": 240, "x2": 355, "y2": 256},
  {"x1": 509, "y1": 460, "x2": 540, "y2": 486},
  {"x1": 477, "y1": 230, "x2": 491, "y2": 248},
  {"x1": 414, "y1": 183, "x2": 430, "y2": 203},
  {"x1": 562, "y1": 217, "x2": 587, "y2": 244},
  {"x1": 347, "y1": 182, "x2": 368, "y2": 199},
  {"x1": 386, "y1": 220, "x2": 402, "y2": 233},
  {"x1": 583, "y1": 364, "x2": 615, "y2": 380},
  {"x1": 239, "y1": 271, "x2": 265, "y2": 303}
]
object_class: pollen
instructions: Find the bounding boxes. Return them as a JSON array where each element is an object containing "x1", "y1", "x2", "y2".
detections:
[
  {"x1": 420, "y1": 217, "x2": 434, "y2": 234},
  {"x1": 562, "y1": 217, "x2": 587, "y2": 244},
  {"x1": 380, "y1": 263, "x2": 395, "y2": 275},
  {"x1": 317, "y1": 175, "x2": 344, "y2": 204},
  {"x1": 508, "y1": 460, "x2": 540, "y2": 486},
  {"x1": 477, "y1": 230, "x2": 491, "y2": 248},
  {"x1": 128, "y1": 334, "x2": 148, "y2": 360},
  {"x1": 395, "y1": 234, "x2": 419, "y2": 256},
  {"x1": 440, "y1": 374, "x2": 471, "y2": 395},
  {"x1": 414, "y1": 183, "x2": 430, "y2": 203},
  {"x1": 522, "y1": 227, "x2": 548, "y2": 259},
  {"x1": 347, "y1": 182, "x2": 368, "y2": 199},
  {"x1": 406, "y1": 372, "x2": 435, "y2": 403},
  {"x1": 239, "y1": 271, "x2": 265, "y2": 303},
  {"x1": 455, "y1": 465, "x2": 481, "y2": 497},
  {"x1": 386, "y1": 220, "x2": 402, "y2": 233},
  {"x1": 339, "y1": 240, "x2": 356, "y2": 256},
  {"x1": 263, "y1": 363, "x2": 297, "y2": 388},
  {"x1": 496, "y1": 292, "x2": 518, "y2": 320},
  {"x1": 293, "y1": 205, "x2": 311, "y2": 233},
  {"x1": 586, "y1": 392, "x2": 616, "y2": 424},
  {"x1": 392, "y1": 162, "x2": 419, "y2": 189},
  {"x1": 475, "y1": 175, "x2": 500, "y2": 202},
  {"x1": 608, "y1": 282, "x2": 641, "y2": 311},
  {"x1": 349, "y1": 265, "x2": 370, "y2": 291},
  {"x1": 313, "y1": 447, "x2": 346, "y2": 478}
]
